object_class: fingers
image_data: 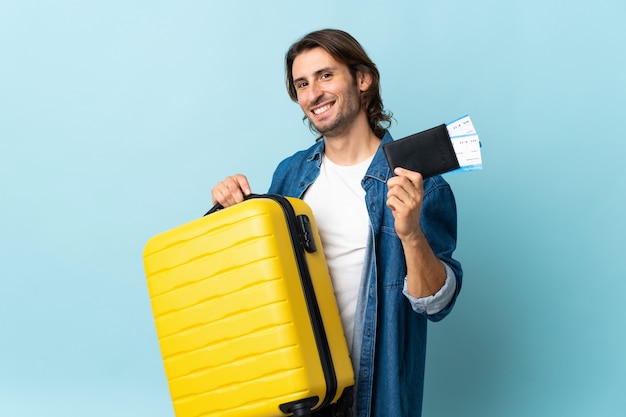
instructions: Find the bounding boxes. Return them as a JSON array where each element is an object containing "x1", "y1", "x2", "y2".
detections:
[
  {"x1": 211, "y1": 174, "x2": 252, "y2": 207},
  {"x1": 387, "y1": 167, "x2": 423, "y2": 207},
  {"x1": 387, "y1": 168, "x2": 424, "y2": 239},
  {"x1": 393, "y1": 167, "x2": 423, "y2": 186}
]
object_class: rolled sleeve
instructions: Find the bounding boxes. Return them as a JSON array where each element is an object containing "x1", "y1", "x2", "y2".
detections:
[{"x1": 403, "y1": 262, "x2": 457, "y2": 315}]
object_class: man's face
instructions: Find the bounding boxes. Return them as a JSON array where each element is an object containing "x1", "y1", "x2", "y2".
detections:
[{"x1": 291, "y1": 47, "x2": 366, "y2": 138}]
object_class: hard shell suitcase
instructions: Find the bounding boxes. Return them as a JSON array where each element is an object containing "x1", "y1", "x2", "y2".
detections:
[{"x1": 143, "y1": 194, "x2": 354, "y2": 417}]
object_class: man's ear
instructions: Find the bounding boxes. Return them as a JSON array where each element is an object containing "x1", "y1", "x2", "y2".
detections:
[{"x1": 357, "y1": 70, "x2": 373, "y2": 92}]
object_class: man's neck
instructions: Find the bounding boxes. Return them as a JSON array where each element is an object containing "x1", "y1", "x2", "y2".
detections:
[{"x1": 323, "y1": 118, "x2": 381, "y2": 166}]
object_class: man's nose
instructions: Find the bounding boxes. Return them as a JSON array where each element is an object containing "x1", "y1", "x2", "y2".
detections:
[{"x1": 306, "y1": 81, "x2": 324, "y2": 104}]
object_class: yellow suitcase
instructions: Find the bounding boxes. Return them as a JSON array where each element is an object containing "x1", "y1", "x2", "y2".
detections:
[{"x1": 143, "y1": 194, "x2": 354, "y2": 417}]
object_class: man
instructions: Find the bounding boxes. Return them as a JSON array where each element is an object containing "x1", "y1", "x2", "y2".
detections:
[{"x1": 211, "y1": 29, "x2": 462, "y2": 417}]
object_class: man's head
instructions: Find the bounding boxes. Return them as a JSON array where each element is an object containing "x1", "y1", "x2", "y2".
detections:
[{"x1": 285, "y1": 29, "x2": 392, "y2": 138}]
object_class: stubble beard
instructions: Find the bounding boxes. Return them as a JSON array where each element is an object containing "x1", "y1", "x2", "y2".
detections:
[{"x1": 308, "y1": 88, "x2": 362, "y2": 139}]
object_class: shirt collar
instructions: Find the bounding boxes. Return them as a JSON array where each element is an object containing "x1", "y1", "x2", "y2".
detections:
[{"x1": 303, "y1": 130, "x2": 393, "y2": 181}]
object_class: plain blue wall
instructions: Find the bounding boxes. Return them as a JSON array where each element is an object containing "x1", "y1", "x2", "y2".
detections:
[{"x1": 1, "y1": 1, "x2": 625, "y2": 416}]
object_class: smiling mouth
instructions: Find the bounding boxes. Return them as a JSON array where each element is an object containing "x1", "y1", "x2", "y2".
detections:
[{"x1": 312, "y1": 102, "x2": 333, "y2": 115}]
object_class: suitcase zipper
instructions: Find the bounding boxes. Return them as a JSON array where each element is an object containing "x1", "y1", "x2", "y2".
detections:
[{"x1": 268, "y1": 195, "x2": 338, "y2": 414}]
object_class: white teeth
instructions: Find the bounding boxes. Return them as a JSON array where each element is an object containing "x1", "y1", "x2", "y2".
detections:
[{"x1": 313, "y1": 104, "x2": 331, "y2": 115}]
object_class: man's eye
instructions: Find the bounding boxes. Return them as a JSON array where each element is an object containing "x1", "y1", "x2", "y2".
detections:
[
  {"x1": 321, "y1": 73, "x2": 332, "y2": 79},
  {"x1": 296, "y1": 81, "x2": 308, "y2": 89}
]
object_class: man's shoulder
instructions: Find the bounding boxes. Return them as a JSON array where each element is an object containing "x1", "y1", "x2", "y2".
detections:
[
  {"x1": 276, "y1": 140, "x2": 324, "y2": 167},
  {"x1": 269, "y1": 140, "x2": 324, "y2": 196}
]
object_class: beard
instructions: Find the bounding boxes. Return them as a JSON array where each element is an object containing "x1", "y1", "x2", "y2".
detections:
[{"x1": 307, "y1": 86, "x2": 362, "y2": 138}]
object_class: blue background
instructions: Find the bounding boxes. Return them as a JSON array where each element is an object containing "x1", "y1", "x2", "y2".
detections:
[{"x1": 1, "y1": 1, "x2": 625, "y2": 416}]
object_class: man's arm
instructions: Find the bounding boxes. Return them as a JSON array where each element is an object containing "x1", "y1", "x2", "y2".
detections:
[{"x1": 386, "y1": 167, "x2": 447, "y2": 298}]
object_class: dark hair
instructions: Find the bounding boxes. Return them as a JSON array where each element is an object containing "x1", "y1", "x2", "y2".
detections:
[{"x1": 285, "y1": 29, "x2": 393, "y2": 138}]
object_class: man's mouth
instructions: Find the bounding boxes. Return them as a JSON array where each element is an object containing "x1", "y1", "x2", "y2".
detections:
[{"x1": 312, "y1": 102, "x2": 333, "y2": 115}]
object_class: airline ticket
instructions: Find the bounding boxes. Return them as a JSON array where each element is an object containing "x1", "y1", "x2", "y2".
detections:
[{"x1": 446, "y1": 115, "x2": 483, "y2": 173}]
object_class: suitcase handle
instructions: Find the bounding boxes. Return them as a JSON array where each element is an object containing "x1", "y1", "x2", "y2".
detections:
[{"x1": 203, "y1": 193, "x2": 264, "y2": 216}]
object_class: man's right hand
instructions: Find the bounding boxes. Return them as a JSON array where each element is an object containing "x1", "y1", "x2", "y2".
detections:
[{"x1": 211, "y1": 174, "x2": 252, "y2": 208}]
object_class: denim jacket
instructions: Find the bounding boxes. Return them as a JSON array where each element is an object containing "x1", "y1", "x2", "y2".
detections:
[{"x1": 268, "y1": 131, "x2": 463, "y2": 417}]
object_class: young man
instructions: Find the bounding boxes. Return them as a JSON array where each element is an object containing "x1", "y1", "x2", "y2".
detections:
[{"x1": 211, "y1": 29, "x2": 462, "y2": 417}]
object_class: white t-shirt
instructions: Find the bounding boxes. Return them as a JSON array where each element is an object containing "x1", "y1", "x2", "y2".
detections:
[{"x1": 303, "y1": 155, "x2": 372, "y2": 351}]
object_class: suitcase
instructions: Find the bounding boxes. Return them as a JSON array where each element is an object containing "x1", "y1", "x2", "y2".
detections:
[{"x1": 143, "y1": 194, "x2": 354, "y2": 417}]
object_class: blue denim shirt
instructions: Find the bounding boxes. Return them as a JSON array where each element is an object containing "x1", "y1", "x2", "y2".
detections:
[{"x1": 268, "y1": 131, "x2": 463, "y2": 417}]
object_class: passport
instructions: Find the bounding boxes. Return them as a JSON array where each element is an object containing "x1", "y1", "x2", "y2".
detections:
[{"x1": 382, "y1": 123, "x2": 460, "y2": 178}]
